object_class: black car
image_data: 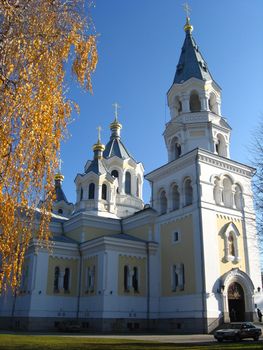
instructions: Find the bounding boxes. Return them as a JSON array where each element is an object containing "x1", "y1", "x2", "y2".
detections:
[{"x1": 214, "y1": 322, "x2": 262, "y2": 342}]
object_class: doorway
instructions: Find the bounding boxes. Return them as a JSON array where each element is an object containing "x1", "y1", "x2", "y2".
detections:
[{"x1": 228, "y1": 282, "x2": 245, "y2": 322}]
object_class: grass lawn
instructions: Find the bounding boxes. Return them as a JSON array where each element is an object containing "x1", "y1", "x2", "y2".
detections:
[{"x1": 0, "y1": 335, "x2": 262, "y2": 350}]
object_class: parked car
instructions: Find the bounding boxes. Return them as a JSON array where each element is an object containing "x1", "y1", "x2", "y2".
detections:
[{"x1": 214, "y1": 322, "x2": 262, "y2": 342}]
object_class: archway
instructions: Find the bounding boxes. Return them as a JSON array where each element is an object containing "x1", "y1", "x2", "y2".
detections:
[{"x1": 228, "y1": 282, "x2": 245, "y2": 322}]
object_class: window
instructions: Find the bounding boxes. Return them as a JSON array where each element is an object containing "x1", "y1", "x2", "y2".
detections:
[
  {"x1": 234, "y1": 185, "x2": 243, "y2": 210},
  {"x1": 221, "y1": 222, "x2": 240, "y2": 263},
  {"x1": 132, "y1": 267, "x2": 139, "y2": 292},
  {"x1": 102, "y1": 184, "x2": 107, "y2": 200},
  {"x1": 58, "y1": 208, "x2": 63, "y2": 214},
  {"x1": 80, "y1": 187, "x2": 83, "y2": 201},
  {"x1": 111, "y1": 170, "x2": 119, "y2": 178},
  {"x1": 222, "y1": 177, "x2": 233, "y2": 208},
  {"x1": 172, "y1": 263, "x2": 184, "y2": 291},
  {"x1": 170, "y1": 137, "x2": 181, "y2": 160},
  {"x1": 88, "y1": 183, "x2": 95, "y2": 199},
  {"x1": 215, "y1": 134, "x2": 227, "y2": 157},
  {"x1": 124, "y1": 265, "x2": 130, "y2": 292},
  {"x1": 213, "y1": 178, "x2": 222, "y2": 205},
  {"x1": 184, "y1": 179, "x2": 193, "y2": 206},
  {"x1": 63, "y1": 268, "x2": 70, "y2": 292},
  {"x1": 173, "y1": 231, "x2": 180, "y2": 243},
  {"x1": 160, "y1": 190, "x2": 167, "y2": 214},
  {"x1": 190, "y1": 91, "x2": 201, "y2": 112},
  {"x1": 86, "y1": 266, "x2": 95, "y2": 293},
  {"x1": 125, "y1": 172, "x2": 131, "y2": 194},
  {"x1": 172, "y1": 184, "x2": 180, "y2": 210},
  {"x1": 54, "y1": 266, "x2": 60, "y2": 293}
]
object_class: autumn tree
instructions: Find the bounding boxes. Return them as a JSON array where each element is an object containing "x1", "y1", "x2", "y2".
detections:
[{"x1": 0, "y1": 0, "x2": 98, "y2": 291}]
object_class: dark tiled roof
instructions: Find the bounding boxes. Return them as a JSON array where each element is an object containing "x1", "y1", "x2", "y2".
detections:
[
  {"x1": 173, "y1": 32, "x2": 214, "y2": 84},
  {"x1": 55, "y1": 180, "x2": 68, "y2": 203},
  {"x1": 103, "y1": 138, "x2": 133, "y2": 160},
  {"x1": 85, "y1": 158, "x2": 108, "y2": 175}
]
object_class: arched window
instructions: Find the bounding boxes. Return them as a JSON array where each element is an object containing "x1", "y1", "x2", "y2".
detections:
[
  {"x1": 172, "y1": 263, "x2": 185, "y2": 292},
  {"x1": 102, "y1": 184, "x2": 107, "y2": 200},
  {"x1": 221, "y1": 222, "x2": 240, "y2": 263},
  {"x1": 234, "y1": 185, "x2": 243, "y2": 210},
  {"x1": 160, "y1": 190, "x2": 167, "y2": 214},
  {"x1": 190, "y1": 91, "x2": 201, "y2": 112},
  {"x1": 213, "y1": 178, "x2": 222, "y2": 205},
  {"x1": 111, "y1": 170, "x2": 119, "y2": 178},
  {"x1": 124, "y1": 265, "x2": 129, "y2": 292},
  {"x1": 184, "y1": 179, "x2": 193, "y2": 206},
  {"x1": 172, "y1": 184, "x2": 180, "y2": 210},
  {"x1": 170, "y1": 137, "x2": 181, "y2": 160},
  {"x1": 80, "y1": 187, "x2": 83, "y2": 201},
  {"x1": 88, "y1": 183, "x2": 95, "y2": 199},
  {"x1": 215, "y1": 134, "x2": 227, "y2": 157},
  {"x1": 132, "y1": 267, "x2": 139, "y2": 292},
  {"x1": 222, "y1": 177, "x2": 233, "y2": 208},
  {"x1": 209, "y1": 92, "x2": 218, "y2": 114},
  {"x1": 125, "y1": 171, "x2": 131, "y2": 194},
  {"x1": 63, "y1": 268, "x2": 70, "y2": 292},
  {"x1": 228, "y1": 233, "x2": 235, "y2": 256},
  {"x1": 54, "y1": 266, "x2": 60, "y2": 293},
  {"x1": 174, "y1": 96, "x2": 182, "y2": 117}
]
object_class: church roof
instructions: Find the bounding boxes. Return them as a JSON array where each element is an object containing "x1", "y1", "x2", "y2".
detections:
[
  {"x1": 55, "y1": 178, "x2": 69, "y2": 203},
  {"x1": 173, "y1": 30, "x2": 214, "y2": 84},
  {"x1": 103, "y1": 137, "x2": 133, "y2": 160},
  {"x1": 85, "y1": 158, "x2": 108, "y2": 176}
]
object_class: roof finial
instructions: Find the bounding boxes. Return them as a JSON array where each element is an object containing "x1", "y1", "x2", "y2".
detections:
[
  {"x1": 97, "y1": 125, "x2": 102, "y2": 142},
  {"x1": 55, "y1": 157, "x2": 64, "y2": 182},
  {"x1": 183, "y1": 2, "x2": 193, "y2": 33},
  {"x1": 113, "y1": 102, "x2": 120, "y2": 122}
]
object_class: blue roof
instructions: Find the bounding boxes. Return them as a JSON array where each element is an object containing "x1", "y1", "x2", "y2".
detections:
[
  {"x1": 173, "y1": 31, "x2": 214, "y2": 84},
  {"x1": 55, "y1": 179, "x2": 69, "y2": 203},
  {"x1": 85, "y1": 158, "x2": 108, "y2": 175},
  {"x1": 103, "y1": 137, "x2": 134, "y2": 160}
]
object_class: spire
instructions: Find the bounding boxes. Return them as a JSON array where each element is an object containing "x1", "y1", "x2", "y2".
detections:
[
  {"x1": 54, "y1": 159, "x2": 68, "y2": 203},
  {"x1": 92, "y1": 126, "x2": 105, "y2": 159},
  {"x1": 173, "y1": 6, "x2": 214, "y2": 84},
  {"x1": 110, "y1": 102, "x2": 122, "y2": 140}
]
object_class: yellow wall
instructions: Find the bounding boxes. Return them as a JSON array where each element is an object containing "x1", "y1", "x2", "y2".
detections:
[
  {"x1": 160, "y1": 215, "x2": 196, "y2": 296},
  {"x1": 118, "y1": 255, "x2": 146, "y2": 296},
  {"x1": 46, "y1": 256, "x2": 79, "y2": 296},
  {"x1": 125, "y1": 223, "x2": 154, "y2": 241},
  {"x1": 217, "y1": 215, "x2": 246, "y2": 275},
  {"x1": 81, "y1": 255, "x2": 98, "y2": 296}
]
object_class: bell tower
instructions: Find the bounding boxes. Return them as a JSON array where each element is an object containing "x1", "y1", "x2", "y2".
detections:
[{"x1": 164, "y1": 14, "x2": 231, "y2": 162}]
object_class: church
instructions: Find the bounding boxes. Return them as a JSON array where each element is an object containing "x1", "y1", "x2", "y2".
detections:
[{"x1": 0, "y1": 14, "x2": 262, "y2": 334}]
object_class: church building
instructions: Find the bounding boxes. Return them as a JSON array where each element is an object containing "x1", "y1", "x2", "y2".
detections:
[{"x1": 0, "y1": 15, "x2": 262, "y2": 334}]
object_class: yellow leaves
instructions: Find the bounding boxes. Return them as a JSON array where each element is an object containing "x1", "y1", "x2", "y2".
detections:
[{"x1": 0, "y1": 0, "x2": 97, "y2": 292}]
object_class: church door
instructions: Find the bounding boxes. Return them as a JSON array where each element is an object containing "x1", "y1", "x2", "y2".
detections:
[{"x1": 228, "y1": 282, "x2": 245, "y2": 322}]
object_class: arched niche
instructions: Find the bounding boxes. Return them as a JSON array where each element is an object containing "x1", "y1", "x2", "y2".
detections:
[{"x1": 190, "y1": 91, "x2": 201, "y2": 112}]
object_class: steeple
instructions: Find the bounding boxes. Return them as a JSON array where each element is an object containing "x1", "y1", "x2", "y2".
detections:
[
  {"x1": 54, "y1": 161, "x2": 69, "y2": 203},
  {"x1": 173, "y1": 15, "x2": 214, "y2": 85}
]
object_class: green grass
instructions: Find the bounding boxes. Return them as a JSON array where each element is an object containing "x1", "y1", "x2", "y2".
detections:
[{"x1": 0, "y1": 335, "x2": 262, "y2": 350}]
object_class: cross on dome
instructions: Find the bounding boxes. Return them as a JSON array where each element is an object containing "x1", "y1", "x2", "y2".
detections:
[
  {"x1": 183, "y1": 2, "x2": 191, "y2": 18},
  {"x1": 97, "y1": 125, "x2": 102, "y2": 142},
  {"x1": 113, "y1": 102, "x2": 121, "y2": 121}
]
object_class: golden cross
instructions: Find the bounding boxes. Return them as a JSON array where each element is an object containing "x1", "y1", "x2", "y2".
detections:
[
  {"x1": 97, "y1": 125, "x2": 102, "y2": 141},
  {"x1": 183, "y1": 2, "x2": 191, "y2": 17},
  {"x1": 113, "y1": 102, "x2": 121, "y2": 120},
  {"x1": 58, "y1": 158, "x2": 63, "y2": 173}
]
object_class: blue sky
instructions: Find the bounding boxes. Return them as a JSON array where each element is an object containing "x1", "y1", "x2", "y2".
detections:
[{"x1": 61, "y1": 0, "x2": 263, "y2": 204}]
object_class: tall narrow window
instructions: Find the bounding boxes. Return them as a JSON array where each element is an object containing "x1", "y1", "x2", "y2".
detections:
[
  {"x1": 178, "y1": 263, "x2": 185, "y2": 291},
  {"x1": 54, "y1": 266, "x2": 60, "y2": 293},
  {"x1": 63, "y1": 268, "x2": 70, "y2": 292},
  {"x1": 190, "y1": 92, "x2": 201, "y2": 112},
  {"x1": 172, "y1": 265, "x2": 178, "y2": 291},
  {"x1": 222, "y1": 177, "x2": 233, "y2": 208},
  {"x1": 184, "y1": 179, "x2": 193, "y2": 206},
  {"x1": 160, "y1": 190, "x2": 167, "y2": 214},
  {"x1": 80, "y1": 187, "x2": 83, "y2": 201},
  {"x1": 124, "y1": 265, "x2": 129, "y2": 292},
  {"x1": 172, "y1": 184, "x2": 180, "y2": 210},
  {"x1": 88, "y1": 183, "x2": 95, "y2": 199},
  {"x1": 125, "y1": 172, "x2": 131, "y2": 194},
  {"x1": 102, "y1": 184, "x2": 107, "y2": 200},
  {"x1": 136, "y1": 177, "x2": 140, "y2": 197},
  {"x1": 228, "y1": 233, "x2": 235, "y2": 256},
  {"x1": 132, "y1": 267, "x2": 139, "y2": 292}
]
